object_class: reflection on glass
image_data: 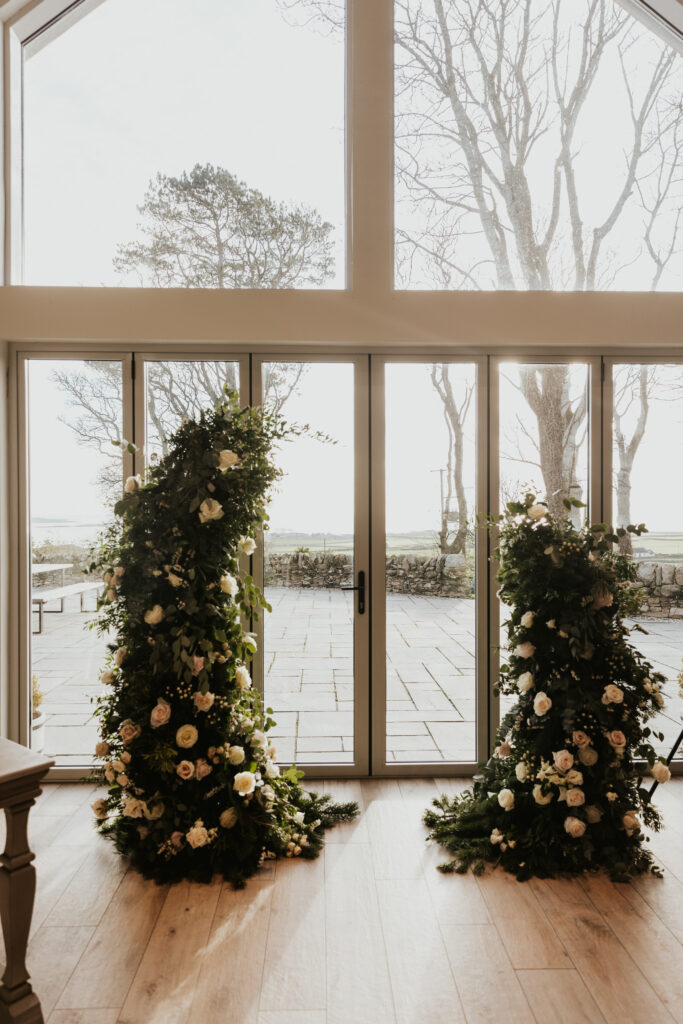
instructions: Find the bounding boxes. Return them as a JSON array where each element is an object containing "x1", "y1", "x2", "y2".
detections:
[
  {"x1": 262, "y1": 362, "x2": 355, "y2": 765},
  {"x1": 29, "y1": 360, "x2": 123, "y2": 764},
  {"x1": 395, "y1": 0, "x2": 683, "y2": 290},
  {"x1": 613, "y1": 364, "x2": 683, "y2": 759},
  {"x1": 145, "y1": 361, "x2": 240, "y2": 463},
  {"x1": 24, "y1": 0, "x2": 345, "y2": 287},
  {"x1": 385, "y1": 363, "x2": 477, "y2": 763}
]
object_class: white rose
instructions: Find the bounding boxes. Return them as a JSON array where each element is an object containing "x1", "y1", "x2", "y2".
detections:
[
  {"x1": 235, "y1": 665, "x2": 252, "y2": 691},
  {"x1": 514, "y1": 642, "x2": 536, "y2": 659},
  {"x1": 233, "y1": 771, "x2": 256, "y2": 796},
  {"x1": 115, "y1": 647, "x2": 127, "y2": 667},
  {"x1": 95, "y1": 740, "x2": 110, "y2": 758},
  {"x1": 122, "y1": 796, "x2": 146, "y2": 819},
  {"x1": 150, "y1": 698, "x2": 171, "y2": 729},
  {"x1": 564, "y1": 816, "x2": 586, "y2": 838},
  {"x1": 124, "y1": 475, "x2": 141, "y2": 493},
  {"x1": 533, "y1": 784, "x2": 553, "y2": 805},
  {"x1": 193, "y1": 691, "x2": 215, "y2": 712},
  {"x1": 601, "y1": 684, "x2": 624, "y2": 705},
  {"x1": 144, "y1": 604, "x2": 164, "y2": 626},
  {"x1": 198, "y1": 498, "x2": 224, "y2": 524},
  {"x1": 553, "y1": 749, "x2": 574, "y2": 773},
  {"x1": 528, "y1": 503, "x2": 547, "y2": 520},
  {"x1": 186, "y1": 822, "x2": 210, "y2": 848},
  {"x1": 220, "y1": 574, "x2": 239, "y2": 596},
  {"x1": 176, "y1": 759, "x2": 195, "y2": 780},
  {"x1": 565, "y1": 788, "x2": 585, "y2": 807},
  {"x1": 651, "y1": 761, "x2": 671, "y2": 784},
  {"x1": 238, "y1": 536, "x2": 257, "y2": 556},
  {"x1": 91, "y1": 798, "x2": 108, "y2": 819},
  {"x1": 265, "y1": 760, "x2": 280, "y2": 778},
  {"x1": 515, "y1": 762, "x2": 529, "y2": 782},
  {"x1": 218, "y1": 449, "x2": 241, "y2": 470},
  {"x1": 622, "y1": 811, "x2": 641, "y2": 836},
  {"x1": 517, "y1": 672, "x2": 534, "y2": 692},
  {"x1": 228, "y1": 746, "x2": 245, "y2": 765},
  {"x1": 498, "y1": 788, "x2": 515, "y2": 812},
  {"x1": 251, "y1": 729, "x2": 268, "y2": 751},
  {"x1": 578, "y1": 746, "x2": 598, "y2": 767},
  {"x1": 219, "y1": 807, "x2": 238, "y2": 829},
  {"x1": 294, "y1": 811, "x2": 306, "y2": 825},
  {"x1": 533, "y1": 692, "x2": 552, "y2": 716},
  {"x1": 585, "y1": 805, "x2": 603, "y2": 823},
  {"x1": 176, "y1": 724, "x2": 199, "y2": 749},
  {"x1": 520, "y1": 611, "x2": 535, "y2": 629}
]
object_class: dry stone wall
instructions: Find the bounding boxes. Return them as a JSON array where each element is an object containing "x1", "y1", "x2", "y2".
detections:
[{"x1": 636, "y1": 562, "x2": 683, "y2": 618}]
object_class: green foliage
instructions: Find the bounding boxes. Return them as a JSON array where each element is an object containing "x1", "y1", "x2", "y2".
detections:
[
  {"x1": 425, "y1": 493, "x2": 668, "y2": 883},
  {"x1": 90, "y1": 389, "x2": 357, "y2": 886}
]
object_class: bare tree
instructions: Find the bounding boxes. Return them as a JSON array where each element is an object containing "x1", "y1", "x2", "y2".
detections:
[{"x1": 430, "y1": 364, "x2": 474, "y2": 552}]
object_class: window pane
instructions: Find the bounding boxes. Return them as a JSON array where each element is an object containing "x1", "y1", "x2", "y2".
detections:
[
  {"x1": 395, "y1": 0, "x2": 683, "y2": 291},
  {"x1": 385, "y1": 362, "x2": 477, "y2": 763},
  {"x1": 29, "y1": 360, "x2": 123, "y2": 765},
  {"x1": 24, "y1": 0, "x2": 345, "y2": 288},
  {"x1": 613, "y1": 363, "x2": 683, "y2": 760}
]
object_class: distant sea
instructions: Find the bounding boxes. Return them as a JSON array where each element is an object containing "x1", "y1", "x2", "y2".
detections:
[{"x1": 32, "y1": 521, "x2": 108, "y2": 547}]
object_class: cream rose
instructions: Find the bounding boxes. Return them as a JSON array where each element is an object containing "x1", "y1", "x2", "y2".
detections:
[
  {"x1": 150, "y1": 698, "x2": 171, "y2": 729},
  {"x1": 219, "y1": 807, "x2": 238, "y2": 829},
  {"x1": 265, "y1": 759, "x2": 280, "y2": 778},
  {"x1": 566, "y1": 769, "x2": 583, "y2": 786},
  {"x1": 651, "y1": 760, "x2": 671, "y2": 784},
  {"x1": 176, "y1": 759, "x2": 195, "y2": 780},
  {"x1": 517, "y1": 671, "x2": 534, "y2": 692},
  {"x1": 498, "y1": 788, "x2": 515, "y2": 811},
  {"x1": 565, "y1": 788, "x2": 585, "y2": 808},
  {"x1": 496, "y1": 741, "x2": 512, "y2": 757},
  {"x1": 238, "y1": 536, "x2": 257, "y2": 556},
  {"x1": 91, "y1": 798, "x2": 108, "y2": 819},
  {"x1": 193, "y1": 691, "x2": 215, "y2": 712},
  {"x1": 235, "y1": 665, "x2": 252, "y2": 691},
  {"x1": 220, "y1": 574, "x2": 239, "y2": 596},
  {"x1": 233, "y1": 771, "x2": 256, "y2": 796},
  {"x1": 104, "y1": 765, "x2": 116, "y2": 783},
  {"x1": 553, "y1": 749, "x2": 574, "y2": 773},
  {"x1": 546, "y1": 619, "x2": 556, "y2": 629},
  {"x1": 95, "y1": 740, "x2": 110, "y2": 758},
  {"x1": 490, "y1": 827, "x2": 504, "y2": 845},
  {"x1": 228, "y1": 746, "x2": 245, "y2": 765},
  {"x1": 606, "y1": 791, "x2": 617, "y2": 802},
  {"x1": 585, "y1": 805, "x2": 603, "y2": 823},
  {"x1": 601, "y1": 684, "x2": 624, "y2": 705},
  {"x1": 121, "y1": 751, "x2": 131, "y2": 764},
  {"x1": 520, "y1": 611, "x2": 535, "y2": 629},
  {"x1": 186, "y1": 821, "x2": 210, "y2": 848},
  {"x1": 533, "y1": 692, "x2": 552, "y2": 716},
  {"x1": 144, "y1": 604, "x2": 164, "y2": 626},
  {"x1": 578, "y1": 746, "x2": 598, "y2": 767},
  {"x1": 564, "y1": 816, "x2": 586, "y2": 838},
  {"x1": 218, "y1": 449, "x2": 240, "y2": 470},
  {"x1": 119, "y1": 720, "x2": 141, "y2": 744},
  {"x1": 115, "y1": 647, "x2": 127, "y2": 667},
  {"x1": 572, "y1": 730, "x2": 591, "y2": 749},
  {"x1": 515, "y1": 761, "x2": 529, "y2": 782},
  {"x1": 116, "y1": 773, "x2": 130, "y2": 787},
  {"x1": 195, "y1": 758, "x2": 213, "y2": 781},
  {"x1": 101, "y1": 670, "x2": 115, "y2": 686},
  {"x1": 622, "y1": 811, "x2": 641, "y2": 836},
  {"x1": 605, "y1": 729, "x2": 626, "y2": 750},
  {"x1": 124, "y1": 475, "x2": 141, "y2": 493},
  {"x1": 122, "y1": 796, "x2": 146, "y2": 818},
  {"x1": 251, "y1": 729, "x2": 268, "y2": 751},
  {"x1": 514, "y1": 642, "x2": 536, "y2": 659},
  {"x1": 106, "y1": 588, "x2": 117, "y2": 602},
  {"x1": 198, "y1": 498, "x2": 224, "y2": 524},
  {"x1": 533, "y1": 784, "x2": 553, "y2": 805},
  {"x1": 176, "y1": 724, "x2": 199, "y2": 749},
  {"x1": 528, "y1": 503, "x2": 547, "y2": 520}
]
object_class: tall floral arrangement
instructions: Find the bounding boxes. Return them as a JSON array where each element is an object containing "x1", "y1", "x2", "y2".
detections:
[
  {"x1": 425, "y1": 494, "x2": 671, "y2": 882},
  {"x1": 90, "y1": 391, "x2": 356, "y2": 886}
]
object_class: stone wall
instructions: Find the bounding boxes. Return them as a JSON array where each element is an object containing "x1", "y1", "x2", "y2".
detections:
[
  {"x1": 636, "y1": 562, "x2": 683, "y2": 618},
  {"x1": 264, "y1": 551, "x2": 474, "y2": 598}
]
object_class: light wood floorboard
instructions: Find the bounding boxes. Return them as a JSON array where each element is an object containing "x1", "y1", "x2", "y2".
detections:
[{"x1": 15, "y1": 778, "x2": 681, "y2": 1024}]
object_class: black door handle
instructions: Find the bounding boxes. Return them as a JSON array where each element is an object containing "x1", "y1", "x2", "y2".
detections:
[{"x1": 341, "y1": 570, "x2": 365, "y2": 614}]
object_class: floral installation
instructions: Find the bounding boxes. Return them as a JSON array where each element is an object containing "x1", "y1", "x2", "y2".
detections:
[
  {"x1": 89, "y1": 390, "x2": 357, "y2": 886},
  {"x1": 424, "y1": 493, "x2": 669, "y2": 882}
]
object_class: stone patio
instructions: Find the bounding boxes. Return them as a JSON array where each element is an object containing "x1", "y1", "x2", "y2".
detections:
[{"x1": 32, "y1": 587, "x2": 683, "y2": 767}]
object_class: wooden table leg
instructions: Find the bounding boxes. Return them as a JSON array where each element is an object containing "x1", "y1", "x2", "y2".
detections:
[{"x1": 0, "y1": 796, "x2": 43, "y2": 1024}]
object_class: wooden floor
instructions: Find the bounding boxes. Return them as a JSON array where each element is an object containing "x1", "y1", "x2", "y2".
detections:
[{"x1": 4, "y1": 777, "x2": 683, "y2": 1024}]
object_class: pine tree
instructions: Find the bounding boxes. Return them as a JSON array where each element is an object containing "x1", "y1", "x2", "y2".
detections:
[
  {"x1": 424, "y1": 494, "x2": 671, "y2": 882},
  {"x1": 90, "y1": 391, "x2": 357, "y2": 886}
]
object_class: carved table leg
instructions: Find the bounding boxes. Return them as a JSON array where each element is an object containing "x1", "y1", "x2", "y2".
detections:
[{"x1": 0, "y1": 797, "x2": 43, "y2": 1024}]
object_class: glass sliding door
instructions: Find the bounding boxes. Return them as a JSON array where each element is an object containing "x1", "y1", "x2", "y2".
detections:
[
  {"x1": 254, "y1": 358, "x2": 369, "y2": 772},
  {"x1": 372, "y1": 359, "x2": 485, "y2": 771},
  {"x1": 609, "y1": 362, "x2": 683, "y2": 760},
  {"x1": 27, "y1": 357, "x2": 128, "y2": 765}
]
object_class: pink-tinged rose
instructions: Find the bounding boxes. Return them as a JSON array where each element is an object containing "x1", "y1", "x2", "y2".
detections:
[
  {"x1": 572, "y1": 730, "x2": 591, "y2": 748},
  {"x1": 121, "y1": 751, "x2": 131, "y2": 764},
  {"x1": 566, "y1": 769, "x2": 583, "y2": 786},
  {"x1": 198, "y1": 498, "x2": 224, "y2": 524},
  {"x1": 533, "y1": 692, "x2": 552, "y2": 716},
  {"x1": 176, "y1": 760, "x2": 195, "y2": 780},
  {"x1": 496, "y1": 741, "x2": 512, "y2": 757},
  {"x1": 622, "y1": 811, "x2": 641, "y2": 836},
  {"x1": 564, "y1": 816, "x2": 586, "y2": 838},
  {"x1": 191, "y1": 655, "x2": 205, "y2": 677},
  {"x1": 195, "y1": 758, "x2": 213, "y2": 781},
  {"x1": 106, "y1": 588, "x2": 117, "y2": 602},
  {"x1": 150, "y1": 698, "x2": 171, "y2": 729},
  {"x1": 585, "y1": 805, "x2": 603, "y2": 823},
  {"x1": 553, "y1": 749, "x2": 574, "y2": 773},
  {"x1": 251, "y1": 730, "x2": 268, "y2": 751},
  {"x1": 218, "y1": 449, "x2": 240, "y2": 470},
  {"x1": 113, "y1": 566, "x2": 125, "y2": 582},
  {"x1": 92, "y1": 798, "x2": 108, "y2": 819},
  {"x1": 115, "y1": 646, "x2": 127, "y2": 667},
  {"x1": 605, "y1": 730, "x2": 626, "y2": 750},
  {"x1": 121, "y1": 796, "x2": 146, "y2": 818},
  {"x1": 104, "y1": 765, "x2": 116, "y2": 783},
  {"x1": 119, "y1": 720, "x2": 141, "y2": 744},
  {"x1": 651, "y1": 761, "x2": 671, "y2": 784},
  {"x1": 565, "y1": 788, "x2": 585, "y2": 807},
  {"x1": 116, "y1": 773, "x2": 130, "y2": 787},
  {"x1": 193, "y1": 691, "x2": 215, "y2": 712},
  {"x1": 514, "y1": 642, "x2": 536, "y2": 659},
  {"x1": 578, "y1": 746, "x2": 598, "y2": 767},
  {"x1": 601, "y1": 684, "x2": 624, "y2": 705},
  {"x1": 95, "y1": 740, "x2": 110, "y2": 758},
  {"x1": 170, "y1": 831, "x2": 185, "y2": 849},
  {"x1": 101, "y1": 670, "x2": 115, "y2": 686}
]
